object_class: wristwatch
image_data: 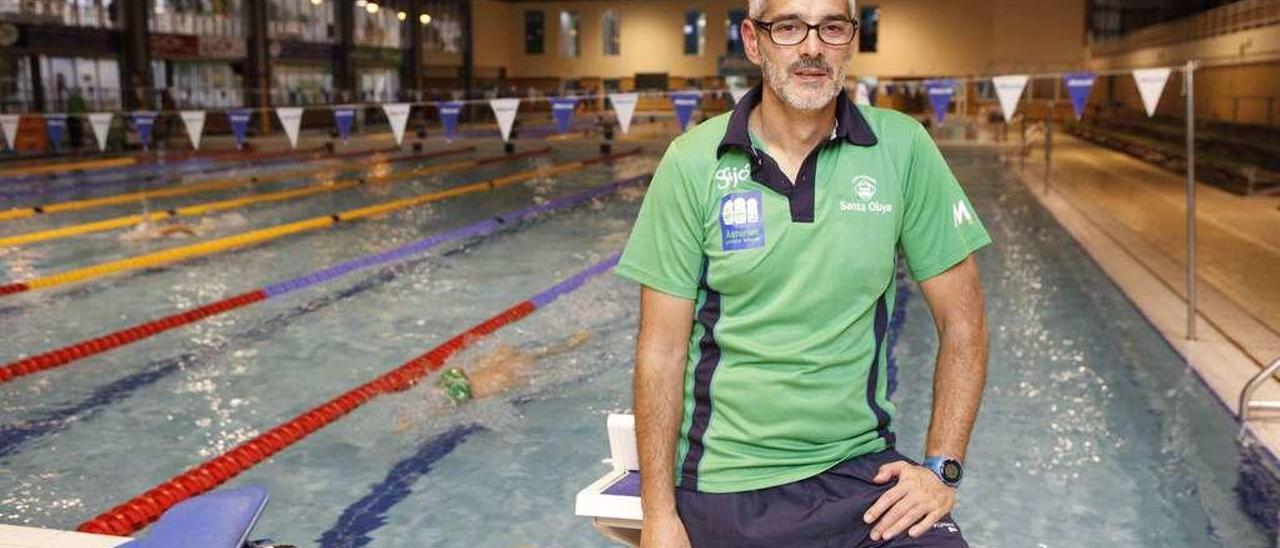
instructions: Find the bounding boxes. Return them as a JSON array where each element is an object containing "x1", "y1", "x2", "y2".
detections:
[{"x1": 922, "y1": 456, "x2": 963, "y2": 487}]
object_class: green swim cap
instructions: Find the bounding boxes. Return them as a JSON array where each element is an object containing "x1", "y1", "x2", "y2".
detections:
[{"x1": 437, "y1": 368, "x2": 473, "y2": 404}]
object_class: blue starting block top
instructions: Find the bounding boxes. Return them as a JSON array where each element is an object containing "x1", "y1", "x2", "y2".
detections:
[{"x1": 122, "y1": 485, "x2": 268, "y2": 548}]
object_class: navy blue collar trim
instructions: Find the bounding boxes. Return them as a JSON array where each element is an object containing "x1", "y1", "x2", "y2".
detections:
[{"x1": 715, "y1": 83, "x2": 878, "y2": 158}]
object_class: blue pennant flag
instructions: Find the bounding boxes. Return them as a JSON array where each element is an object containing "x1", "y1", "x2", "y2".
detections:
[
  {"x1": 671, "y1": 91, "x2": 700, "y2": 131},
  {"x1": 437, "y1": 101, "x2": 463, "y2": 141},
  {"x1": 333, "y1": 106, "x2": 355, "y2": 142},
  {"x1": 45, "y1": 114, "x2": 67, "y2": 152},
  {"x1": 924, "y1": 79, "x2": 957, "y2": 124},
  {"x1": 133, "y1": 111, "x2": 156, "y2": 151},
  {"x1": 550, "y1": 97, "x2": 579, "y2": 134},
  {"x1": 228, "y1": 108, "x2": 252, "y2": 149},
  {"x1": 1063, "y1": 72, "x2": 1096, "y2": 120}
]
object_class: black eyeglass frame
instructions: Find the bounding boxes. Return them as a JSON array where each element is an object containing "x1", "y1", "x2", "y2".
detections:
[{"x1": 750, "y1": 17, "x2": 860, "y2": 46}]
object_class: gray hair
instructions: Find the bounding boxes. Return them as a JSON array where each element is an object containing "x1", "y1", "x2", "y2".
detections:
[{"x1": 747, "y1": 0, "x2": 857, "y2": 19}]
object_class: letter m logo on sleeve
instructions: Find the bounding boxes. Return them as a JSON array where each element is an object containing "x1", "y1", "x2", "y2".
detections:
[{"x1": 952, "y1": 200, "x2": 975, "y2": 227}]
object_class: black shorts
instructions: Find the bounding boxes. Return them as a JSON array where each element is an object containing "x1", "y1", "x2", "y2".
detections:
[{"x1": 675, "y1": 448, "x2": 968, "y2": 548}]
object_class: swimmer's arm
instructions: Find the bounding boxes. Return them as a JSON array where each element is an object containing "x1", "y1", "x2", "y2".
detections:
[
  {"x1": 917, "y1": 255, "x2": 989, "y2": 462},
  {"x1": 634, "y1": 286, "x2": 695, "y2": 522}
]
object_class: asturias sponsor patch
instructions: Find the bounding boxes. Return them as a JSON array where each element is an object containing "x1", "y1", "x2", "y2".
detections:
[{"x1": 720, "y1": 191, "x2": 765, "y2": 251}]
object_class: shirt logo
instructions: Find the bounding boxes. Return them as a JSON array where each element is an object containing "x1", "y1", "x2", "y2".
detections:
[
  {"x1": 715, "y1": 164, "x2": 751, "y2": 191},
  {"x1": 952, "y1": 200, "x2": 975, "y2": 226},
  {"x1": 853, "y1": 175, "x2": 877, "y2": 201},
  {"x1": 720, "y1": 191, "x2": 765, "y2": 251},
  {"x1": 840, "y1": 175, "x2": 893, "y2": 215}
]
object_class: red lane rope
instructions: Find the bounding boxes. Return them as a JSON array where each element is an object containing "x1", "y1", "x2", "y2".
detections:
[
  {"x1": 0, "y1": 291, "x2": 266, "y2": 383},
  {"x1": 0, "y1": 145, "x2": 552, "y2": 384},
  {"x1": 77, "y1": 300, "x2": 537, "y2": 536}
]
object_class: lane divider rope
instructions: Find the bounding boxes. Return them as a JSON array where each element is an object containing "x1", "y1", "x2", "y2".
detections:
[
  {"x1": 0, "y1": 172, "x2": 649, "y2": 383},
  {"x1": 76, "y1": 252, "x2": 623, "y2": 536},
  {"x1": 0, "y1": 172, "x2": 647, "y2": 382},
  {"x1": 0, "y1": 156, "x2": 137, "y2": 178},
  {"x1": 0, "y1": 146, "x2": 534, "y2": 247},
  {"x1": 0, "y1": 148, "x2": 635, "y2": 296},
  {"x1": 1, "y1": 144, "x2": 345, "y2": 185},
  {"x1": 0, "y1": 145, "x2": 454, "y2": 221}
]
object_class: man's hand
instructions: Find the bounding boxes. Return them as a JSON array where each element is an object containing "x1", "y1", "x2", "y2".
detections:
[
  {"x1": 641, "y1": 512, "x2": 692, "y2": 548},
  {"x1": 863, "y1": 460, "x2": 956, "y2": 541}
]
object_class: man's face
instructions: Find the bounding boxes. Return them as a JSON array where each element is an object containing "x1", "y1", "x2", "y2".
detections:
[{"x1": 744, "y1": 0, "x2": 855, "y2": 111}]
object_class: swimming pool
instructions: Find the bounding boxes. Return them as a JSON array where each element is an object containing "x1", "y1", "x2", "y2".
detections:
[{"x1": 0, "y1": 141, "x2": 1272, "y2": 547}]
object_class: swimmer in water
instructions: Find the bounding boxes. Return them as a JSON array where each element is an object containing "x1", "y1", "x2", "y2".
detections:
[
  {"x1": 119, "y1": 211, "x2": 248, "y2": 241},
  {"x1": 395, "y1": 331, "x2": 591, "y2": 431},
  {"x1": 439, "y1": 330, "x2": 591, "y2": 403},
  {"x1": 119, "y1": 216, "x2": 200, "y2": 241}
]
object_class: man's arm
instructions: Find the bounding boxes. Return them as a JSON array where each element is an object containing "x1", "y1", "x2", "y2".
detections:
[
  {"x1": 920, "y1": 254, "x2": 988, "y2": 460},
  {"x1": 864, "y1": 255, "x2": 988, "y2": 541},
  {"x1": 634, "y1": 286, "x2": 696, "y2": 548}
]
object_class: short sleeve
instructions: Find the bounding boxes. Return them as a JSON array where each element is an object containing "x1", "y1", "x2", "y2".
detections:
[
  {"x1": 616, "y1": 143, "x2": 705, "y2": 300},
  {"x1": 898, "y1": 123, "x2": 992, "y2": 281}
]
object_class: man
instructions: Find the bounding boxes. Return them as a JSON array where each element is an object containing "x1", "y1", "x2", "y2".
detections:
[{"x1": 617, "y1": 0, "x2": 991, "y2": 546}]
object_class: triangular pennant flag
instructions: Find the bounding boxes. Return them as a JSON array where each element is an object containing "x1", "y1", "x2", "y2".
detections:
[
  {"x1": 1063, "y1": 72, "x2": 1096, "y2": 120},
  {"x1": 228, "y1": 108, "x2": 252, "y2": 149},
  {"x1": 924, "y1": 79, "x2": 956, "y2": 124},
  {"x1": 608, "y1": 93, "x2": 638, "y2": 135},
  {"x1": 132, "y1": 111, "x2": 156, "y2": 151},
  {"x1": 854, "y1": 82, "x2": 871, "y2": 106},
  {"x1": 550, "y1": 97, "x2": 579, "y2": 134},
  {"x1": 857, "y1": 77, "x2": 879, "y2": 106},
  {"x1": 180, "y1": 110, "x2": 206, "y2": 149},
  {"x1": 437, "y1": 101, "x2": 463, "y2": 141},
  {"x1": 1133, "y1": 67, "x2": 1172, "y2": 118},
  {"x1": 0, "y1": 114, "x2": 18, "y2": 150},
  {"x1": 275, "y1": 107, "x2": 304, "y2": 149},
  {"x1": 88, "y1": 112, "x2": 113, "y2": 152},
  {"x1": 729, "y1": 87, "x2": 749, "y2": 104},
  {"x1": 489, "y1": 98, "x2": 520, "y2": 142},
  {"x1": 991, "y1": 75, "x2": 1029, "y2": 123},
  {"x1": 333, "y1": 106, "x2": 355, "y2": 142},
  {"x1": 670, "y1": 91, "x2": 700, "y2": 131},
  {"x1": 45, "y1": 113, "x2": 67, "y2": 152},
  {"x1": 382, "y1": 103, "x2": 412, "y2": 145}
]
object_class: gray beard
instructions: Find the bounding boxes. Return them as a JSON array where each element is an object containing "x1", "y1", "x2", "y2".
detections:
[{"x1": 760, "y1": 55, "x2": 849, "y2": 111}]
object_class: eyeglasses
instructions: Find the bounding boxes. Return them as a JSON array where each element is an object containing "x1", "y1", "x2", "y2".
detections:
[{"x1": 751, "y1": 18, "x2": 858, "y2": 46}]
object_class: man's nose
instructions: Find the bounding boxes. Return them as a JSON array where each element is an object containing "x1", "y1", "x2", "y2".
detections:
[{"x1": 798, "y1": 27, "x2": 825, "y2": 57}]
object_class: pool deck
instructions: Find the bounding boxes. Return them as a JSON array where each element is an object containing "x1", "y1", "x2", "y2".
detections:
[
  {"x1": 0, "y1": 524, "x2": 126, "y2": 548},
  {"x1": 1003, "y1": 133, "x2": 1280, "y2": 461}
]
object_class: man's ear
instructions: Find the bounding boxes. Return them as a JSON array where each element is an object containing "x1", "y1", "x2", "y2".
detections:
[{"x1": 742, "y1": 20, "x2": 763, "y2": 67}]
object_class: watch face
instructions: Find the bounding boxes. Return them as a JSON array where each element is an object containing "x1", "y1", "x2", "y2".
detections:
[{"x1": 941, "y1": 461, "x2": 962, "y2": 482}]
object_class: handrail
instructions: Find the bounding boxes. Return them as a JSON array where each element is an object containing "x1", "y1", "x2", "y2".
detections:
[{"x1": 1238, "y1": 357, "x2": 1280, "y2": 422}]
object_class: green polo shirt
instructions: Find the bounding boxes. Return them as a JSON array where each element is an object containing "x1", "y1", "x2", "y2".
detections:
[{"x1": 617, "y1": 86, "x2": 991, "y2": 493}]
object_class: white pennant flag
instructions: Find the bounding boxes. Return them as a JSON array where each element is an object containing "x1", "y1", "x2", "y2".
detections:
[
  {"x1": 88, "y1": 112, "x2": 114, "y2": 152},
  {"x1": 382, "y1": 103, "x2": 412, "y2": 145},
  {"x1": 180, "y1": 110, "x2": 207, "y2": 149},
  {"x1": 608, "y1": 93, "x2": 639, "y2": 135},
  {"x1": 489, "y1": 98, "x2": 521, "y2": 142},
  {"x1": 275, "y1": 107, "x2": 305, "y2": 149},
  {"x1": 1133, "y1": 67, "x2": 1172, "y2": 118},
  {"x1": 729, "y1": 87, "x2": 749, "y2": 104},
  {"x1": 0, "y1": 114, "x2": 18, "y2": 151},
  {"x1": 991, "y1": 75, "x2": 1029, "y2": 123},
  {"x1": 854, "y1": 82, "x2": 872, "y2": 106}
]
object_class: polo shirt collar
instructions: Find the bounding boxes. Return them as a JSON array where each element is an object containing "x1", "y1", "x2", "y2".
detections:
[{"x1": 716, "y1": 83, "x2": 878, "y2": 158}]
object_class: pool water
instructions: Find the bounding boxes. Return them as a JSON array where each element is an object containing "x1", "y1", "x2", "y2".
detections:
[{"x1": 0, "y1": 141, "x2": 1272, "y2": 547}]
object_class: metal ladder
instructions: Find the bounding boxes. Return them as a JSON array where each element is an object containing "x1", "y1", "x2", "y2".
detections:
[{"x1": 1238, "y1": 357, "x2": 1280, "y2": 422}]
